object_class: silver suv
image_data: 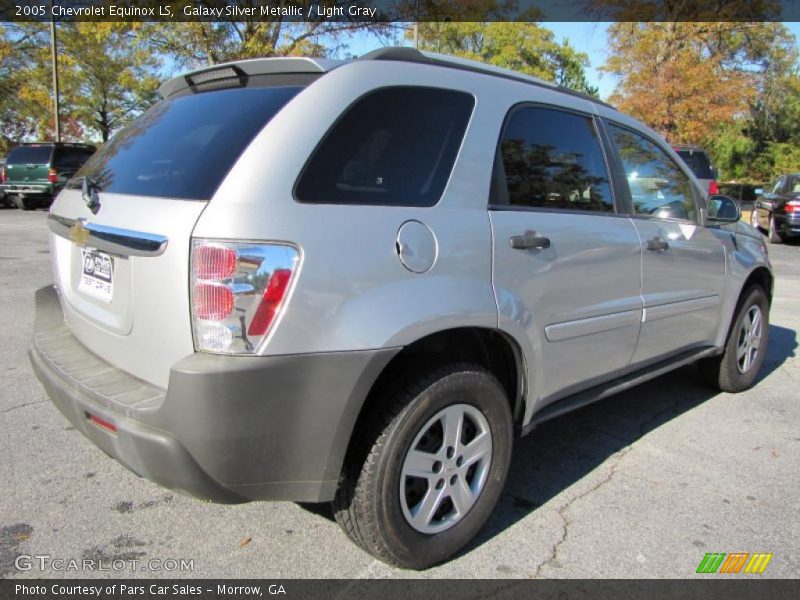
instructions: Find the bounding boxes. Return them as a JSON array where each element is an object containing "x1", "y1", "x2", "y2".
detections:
[{"x1": 31, "y1": 48, "x2": 773, "y2": 569}]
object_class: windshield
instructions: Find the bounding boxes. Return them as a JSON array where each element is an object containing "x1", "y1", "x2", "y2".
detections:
[
  {"x1": 676, "y1": 150, "x2": 714, "y2": 179},
  {"x1": 73, "y1": 86, "x2": 303, "y2": 200},
  {"x1": 7, "y1": 146, "x2": 53, "y2": 165}
]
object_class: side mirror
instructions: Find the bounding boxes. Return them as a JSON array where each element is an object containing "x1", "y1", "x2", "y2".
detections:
[
  {"x1": 706, "y1": 194, "x2": 741, "y2": 224},
  {"x1": 754, "y1": 188, "x2": 764, "y2": 196}
]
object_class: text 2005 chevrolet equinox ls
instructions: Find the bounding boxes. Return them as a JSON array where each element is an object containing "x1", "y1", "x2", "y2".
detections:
[{"x1": 31, "y1": 48, "x2": 773, "y2": 569}]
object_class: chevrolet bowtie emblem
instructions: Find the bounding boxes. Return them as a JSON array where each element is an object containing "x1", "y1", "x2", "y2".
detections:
[{"x1": 70, "y1": 219, "x2": 90, "y2": 247}]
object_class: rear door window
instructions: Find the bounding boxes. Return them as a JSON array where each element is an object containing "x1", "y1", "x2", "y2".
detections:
[
  {"x1": 294, "y1": 87, "x2": 474, "y2": 207},
  {"x1": 676, "y1": 150, "x2": 714, "y2": 179},
  {"x1": 493, "y1": 106, "x2": 614, "y2": 212},
  {"x1": 7, "y1": 146, "x2": 53, "y2": 165},
  {"x1": 73, "y1": 86, "x2": 303, "y2": 200},
  {"x1": 53, "y1": 148, "x2": 94, "y2": 170}
]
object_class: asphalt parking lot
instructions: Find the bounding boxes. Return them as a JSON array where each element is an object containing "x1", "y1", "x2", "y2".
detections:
[{"x1": 0, "y1": 208, "x2": 798, "y2": 579}]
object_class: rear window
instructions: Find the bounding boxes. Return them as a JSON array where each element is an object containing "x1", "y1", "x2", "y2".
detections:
[
  {"x1": 7, "y1": 146, "x2": 53, "y2": 165},
  {"x1": 73, "y1": 86, "x2": 303, "y2": 200},
  {"x1": 53, "y1": 147, "x2": 94, "y2": 169},
  {"x1": 676, "y1": 149, "x2": 714, "y2": 179},
  {"x1": 295, "y1": 87, "x2": 474, "y2": 207}
]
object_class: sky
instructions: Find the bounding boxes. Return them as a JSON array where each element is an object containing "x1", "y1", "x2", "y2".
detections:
[{"x1": 346, "y1": 22, "x2": 800, "y2": 101}]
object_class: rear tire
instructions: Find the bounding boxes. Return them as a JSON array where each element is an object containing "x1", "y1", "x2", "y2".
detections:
[
  {"x1": 750, "y1": 208, "x2": 760, "y2": 231},
  {"x1": 699, "y1": 286, "x2": 769, "y2": 392},
  {"x1": 768, "y1": 215, "x2": 783, "y2": 244},
  {"x1": 13, "y1": 195, "x2": 36, "y2": 211},
  {"x1": 332, "y1": 362, "x2": 513, "y2": 569}
]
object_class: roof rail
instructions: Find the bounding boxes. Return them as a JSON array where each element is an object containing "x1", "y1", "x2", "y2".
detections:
[
  {"x1": 158, "y1": 57, "x2": 345, "y2": 98},
  {"x1": 358, "y1": 46, "x2": 614, "y2": 110}
]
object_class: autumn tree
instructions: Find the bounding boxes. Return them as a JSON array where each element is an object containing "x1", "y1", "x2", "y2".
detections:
[
  {"x1": 603, "y1": 22, "x2": 799, "y2": 179},
  {"x1": 59, "y1": 23, "x2": 161, "y2": 141},
  {"x1": 0, "y1": 22, "x2": 160, "y2": 146},
  {"x1": 412, "y1": 21, "x2": 599, "y2": 96},
  {"x1": 141, "y1": 0, "x2": 393, "y2": 68}
]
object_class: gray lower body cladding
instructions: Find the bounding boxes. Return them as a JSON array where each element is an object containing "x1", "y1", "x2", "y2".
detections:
[{"x1": 30, "y1": 285, "x2": 398, "y2": 503}]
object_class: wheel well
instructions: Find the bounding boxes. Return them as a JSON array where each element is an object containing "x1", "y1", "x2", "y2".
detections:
[
  {"x1": 743, "y1": 267, "x2": 773, "y2": 305},
  {"x1": 362, "y1": 327, "x2": 524, "y2": 426}
]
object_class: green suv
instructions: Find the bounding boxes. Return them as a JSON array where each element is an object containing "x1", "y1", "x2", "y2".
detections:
[{"x1": 0, "y1": 143, "x2": 95, "y2": 210}]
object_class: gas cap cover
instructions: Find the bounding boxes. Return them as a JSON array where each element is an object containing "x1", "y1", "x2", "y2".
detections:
[{"x1": 396, "y1": 220, "x2": 437, "y2": 273}]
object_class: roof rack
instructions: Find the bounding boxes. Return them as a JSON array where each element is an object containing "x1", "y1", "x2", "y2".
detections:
[{"x1": 358, "y1": 47, "x2": 614, "y2": 110}]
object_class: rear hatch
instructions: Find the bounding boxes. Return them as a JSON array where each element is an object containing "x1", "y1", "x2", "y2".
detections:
[
  {"x1": 5, "y1": 145, "x2": 53, "y2": 188},
  {"x1": 49, "y1": 79, "x2": 308, "y2": 388}
]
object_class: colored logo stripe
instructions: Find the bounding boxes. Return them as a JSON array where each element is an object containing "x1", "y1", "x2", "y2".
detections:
[
  {"x1": 744, "y1": 553, "x2": 773, "y2": 573},
  {"x1": 697, "y1": 552, "x2": 773, "y2": 574},
  {"x1": 719, "y1": 553, "x2": 749, "y2": 573},
  {"x1": 697, "y1": 553, "x2": 726, "y2": 573}
]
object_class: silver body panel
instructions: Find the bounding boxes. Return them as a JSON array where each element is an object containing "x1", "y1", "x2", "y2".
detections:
[{"x1": 48, "y1": 55, "x2": 772, "y2": 427}]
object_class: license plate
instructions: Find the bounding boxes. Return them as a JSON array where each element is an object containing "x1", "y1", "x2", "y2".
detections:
[{"x1": 79, "y1": 249, "x2": 114, "y2": 302}]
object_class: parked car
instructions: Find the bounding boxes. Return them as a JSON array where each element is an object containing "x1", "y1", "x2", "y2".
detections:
[
  {"x1": 673, "y1": 144, "x2": 719, "y2": 196},
  {"x1": 0, "y1": 142, "x2": 95, "y2": 210},
  {"x1": 750, "y1": 173, "x2": 800, "y2": 243},
  {"x1": 718, "y1": 182, "x2": 766, "y2": 212},
  {"x1": 30, "y1": 48, "x2": 773, "y2": 569}
]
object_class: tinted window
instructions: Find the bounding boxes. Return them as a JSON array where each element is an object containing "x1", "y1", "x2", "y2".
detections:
[
  {"x1": 7, "y1": 146, "x2": 52, "y2": 165},
  {"x1": 495, "y1": 107, "x2": 613, "y2": 212},
  {"x1": 609, "y1": 125, "x2": 697, "y2": 222},
  {"x1": 53, "y1": 148, "x2": 94, "y2": 169},
  {"x1": 73, "y1": 86, "x2": 302, "y2": 200},
  {"x1": 295, "y1": 87, "x2": 474, "y2": 207},
  {"x1": 676, "y1": 149, "x2": 714, "y2": 179}
]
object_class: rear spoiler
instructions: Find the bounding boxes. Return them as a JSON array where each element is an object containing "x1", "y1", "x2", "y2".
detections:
[{"x1": 158, "y1": 57, "x2": 344, "y2": 98}]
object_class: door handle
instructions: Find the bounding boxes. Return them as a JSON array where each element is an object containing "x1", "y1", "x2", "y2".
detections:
[
  {"x1": 646, "y1": 237, "x2": 669, "y2": 252},
  {"x1": 510, "y1": 231, "x2": 551, "y2": 250}
]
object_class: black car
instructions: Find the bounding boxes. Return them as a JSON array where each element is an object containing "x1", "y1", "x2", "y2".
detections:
[
  {"x1": 750, "y1": 174, "x2": 800, "y2": 243},
  {"x1": 718, "y1": 182, "x2": 766, "y2": 212}
]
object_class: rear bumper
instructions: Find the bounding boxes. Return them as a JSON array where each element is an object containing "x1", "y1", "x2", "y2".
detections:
[
  {"x1": 1, "y1": 183, "x2": 54, "y2": 196},
  {"x1": 774, "y1": 213, "x2": 800, "y2": 237},
  {"x1": 30, "y1": 285, "x2": 397, "y2": 503}
]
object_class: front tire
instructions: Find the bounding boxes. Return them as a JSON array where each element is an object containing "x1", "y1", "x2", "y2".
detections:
[
  {"x1": 700, "y1": 286, "x2": 769, "y2": 392},
  {"x1": 332, "y1": 362, "x2": 513, "y2": 569}
]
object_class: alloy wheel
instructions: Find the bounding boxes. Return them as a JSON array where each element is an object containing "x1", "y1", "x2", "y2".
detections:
[{"x1": 399, "y1": 403, "x2": 492, "y2": 534}]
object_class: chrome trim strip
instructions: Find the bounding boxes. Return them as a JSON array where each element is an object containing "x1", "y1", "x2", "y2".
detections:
[
  {"x1": 544, "y1": 310, "x2": 641, "y2": 343},
  {"x1": 642, "y1": 295, "x2": 720, "y2": 323},
  {"x1": 47, "y1": 214, "x2": 168, "y2": 257}
]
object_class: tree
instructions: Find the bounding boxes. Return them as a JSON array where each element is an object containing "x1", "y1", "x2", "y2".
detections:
[
  {"x1": 59, "y1": 23, "x2": 161, "y2": 142},
  {"x1": 0, "y1": 22, "x2": 160, "y2": 146},
  {"x1": 603, "y1": 22, "x2": 799, "y2": 180},
  {"x1": 141, "y1": 4, "x2": 392, "y2": 68},
  {"x1": 412, "y1": 21, "x2": 599, "y2": 96}
]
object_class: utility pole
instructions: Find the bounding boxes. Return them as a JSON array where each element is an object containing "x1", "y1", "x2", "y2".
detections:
[
  {"x1": 49, "y1": 0, "x2": 61, "y2": 142},
  {"x1": 413, "y1": 0, "x2": 419, "y2": 49}
]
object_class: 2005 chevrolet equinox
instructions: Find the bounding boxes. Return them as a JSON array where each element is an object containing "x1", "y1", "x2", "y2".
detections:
[{"x1": 31, "y1": 48, "x2": 773, "y2": 569}]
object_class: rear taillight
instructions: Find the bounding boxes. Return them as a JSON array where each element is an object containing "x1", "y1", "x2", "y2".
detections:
[
  {"x1": 48, "y1": 168, "x2": 58, "y2": 183},
  {"x1": 784, "y1": 200, "x2": 800, "y2": 214},
  {"x1": 190, "y1": 240, "x2": 299, "y2": 354},
  {"x1": 709, "y1": 180, "x2": 719, "y2": 195},
  {"x1": 0, "y1": 167, "x2": 5, "y2": 183}
]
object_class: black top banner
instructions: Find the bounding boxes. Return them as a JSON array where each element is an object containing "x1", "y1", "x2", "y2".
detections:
[{"x1": 1, "y1": 0, "x2": 799, "y2": 22}]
